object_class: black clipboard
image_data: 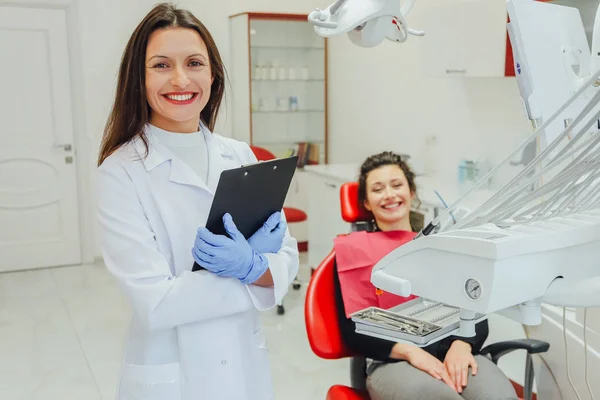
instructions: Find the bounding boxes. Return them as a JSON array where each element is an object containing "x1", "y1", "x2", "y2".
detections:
[{"x1": 192, "y1": 155, "x2": 298, "y2": 272}]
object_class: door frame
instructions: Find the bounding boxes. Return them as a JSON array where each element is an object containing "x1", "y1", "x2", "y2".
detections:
[{"x1": 0, "y1": 0, "x2": 95, "y2": 265}]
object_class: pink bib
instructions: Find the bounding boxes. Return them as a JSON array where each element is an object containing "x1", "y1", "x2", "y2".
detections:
[{"x1": 334, "y1": 230, "x2": 418, "y2": 318}]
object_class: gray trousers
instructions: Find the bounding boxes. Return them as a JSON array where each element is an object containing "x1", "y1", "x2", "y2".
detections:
[{"x1": 366, "y1": 355, "x2": 518, "y2": 400}]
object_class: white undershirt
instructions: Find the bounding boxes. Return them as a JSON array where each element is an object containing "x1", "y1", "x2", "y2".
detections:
[{"x1": 148, "y1": 124, "x2": 209, "y2": 183}]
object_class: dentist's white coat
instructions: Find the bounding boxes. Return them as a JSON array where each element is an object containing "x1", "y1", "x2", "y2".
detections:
[{"x1": 96, "y1": 125, "x2": 299, "y2": 400}]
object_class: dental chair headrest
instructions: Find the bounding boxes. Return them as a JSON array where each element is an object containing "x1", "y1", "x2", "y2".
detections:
[{"x1": 340, "y1": 182, "x2": 372, "y2": 223}]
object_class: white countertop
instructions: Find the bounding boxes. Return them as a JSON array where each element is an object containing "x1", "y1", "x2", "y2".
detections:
[
  {"x1": 303, "y1": 164, "x2": 497, "y2": 210},
  {"x1": 302, "y1": 163, "x2": 359, "y2": 182}
]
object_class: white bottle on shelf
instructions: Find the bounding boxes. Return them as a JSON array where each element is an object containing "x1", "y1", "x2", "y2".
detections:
[
  {"x1": 278, "y1": 65, "x2": 287, "y2": 80},
  {"x1": 260, "y1": 65, "x2": 269, "y2": 80},
  {"x1": 270, "y1": 61, "x2": 278, "y2": 80},
  {"x1": 301, "y1": 65, "x2": 309, "y2": 80},
  {"x1": 254, "y1": 64, "x2": 261, "y2": 80},
  {"x1": 288, "y1": 66, "x2": 296, "y2": 80}
]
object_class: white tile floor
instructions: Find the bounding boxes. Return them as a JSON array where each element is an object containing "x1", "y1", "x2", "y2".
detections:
[
  {"x1": 0, "y1": 254, "x2": 526, "y2": 400},
  {"x1": 0, "y1": 256, "x2": 349, "y2": 400}
]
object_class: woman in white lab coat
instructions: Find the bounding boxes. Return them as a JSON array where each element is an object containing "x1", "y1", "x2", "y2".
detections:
[{"x1": 95, "y1": 3, "x2": 299, "y2": 400}]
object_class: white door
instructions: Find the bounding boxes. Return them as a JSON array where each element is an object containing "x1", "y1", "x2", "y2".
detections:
[{"x1": 0, "y1": 6, "x2": 81, "y2": 272}]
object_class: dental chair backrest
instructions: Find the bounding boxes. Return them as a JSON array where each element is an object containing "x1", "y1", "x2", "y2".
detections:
[
  {"x1": 305, "y1": 182, "x2": 367, "y2": 358},
  {"x1": 340, "y1": 182, "x2": 374, "y2": 232},
  {"x1": 304, "y1": 181, "x2": 372, "y2": 397}
]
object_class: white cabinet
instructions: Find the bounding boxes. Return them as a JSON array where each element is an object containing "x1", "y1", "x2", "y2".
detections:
[
  {"x1": 306, "y1": 173, "x2": 351, "y2": 270},
  {"x1": 284, "y1": 170, "x2": 308, "y2": 243},
  {"x1": 420, "y1": 0, "x2": 508, "y2": 77}
]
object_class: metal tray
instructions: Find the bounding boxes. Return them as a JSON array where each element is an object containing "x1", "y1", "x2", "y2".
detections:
[
  {"x1": 351, "y1": 307, "x2": 442, "y2": 337},
  {"x1": 350, "y1": 298, "x2": 481, "y2": 346}
]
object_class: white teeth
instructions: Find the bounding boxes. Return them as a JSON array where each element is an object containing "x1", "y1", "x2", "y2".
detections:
[
  {"x1": 166, "y1": 94, "x2": 194, "y2": 101},
  {"x1": 383, "y1": 203, "x2": 401, "y2": 209}
]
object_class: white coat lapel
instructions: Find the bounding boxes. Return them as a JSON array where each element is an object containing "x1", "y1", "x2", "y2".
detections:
[
  {"x1": 167, "y1": 155, "x2": 212, "y2": 193},
  {"x1": 202, "y1": 126, "x2": 242, "y2": 193},
  {"x1": 135, "y1": 127, "x2": 213, "y2": 194}
]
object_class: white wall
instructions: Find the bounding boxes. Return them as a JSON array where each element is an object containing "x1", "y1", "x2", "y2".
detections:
[
  {"x1": 77, "y1": 0, "x2": 171, "y2": 260},
  {"x1": 326, "y1": 1, "x2": 533, "y2": 181}
]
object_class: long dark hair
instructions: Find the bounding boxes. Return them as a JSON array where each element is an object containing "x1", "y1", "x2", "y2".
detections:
[
  {"x1": 98, "y1": 3, "x2": 226, "y2": 166},
  {"x1": 358, "y1": 151, "x2": 419, "y2": 215}
]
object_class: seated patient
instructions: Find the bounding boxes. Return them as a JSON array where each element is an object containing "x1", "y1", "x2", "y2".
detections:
[{"x1": 333, "y1": 151, "x2": 518, "y2": 400}]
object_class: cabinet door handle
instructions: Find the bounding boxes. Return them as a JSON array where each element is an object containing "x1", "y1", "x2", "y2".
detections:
[
  {"x1": 53, "y1": 143, "x2": 73, "y2": 151},
  {"x1": 324, "y1": 182, "x2": 338, "y2": 189},
  {"x1": 446, "y1": 69, "x2": 467, "y2": 74}
]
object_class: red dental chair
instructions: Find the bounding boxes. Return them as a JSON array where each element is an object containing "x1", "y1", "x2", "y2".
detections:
[{"x1": 305, "y1": 182, "x2": 550, "y2": 400}]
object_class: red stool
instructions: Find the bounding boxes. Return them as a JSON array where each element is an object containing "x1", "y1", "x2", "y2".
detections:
[
  {"x1": 250, "y1": 146, "x2": 307, "y2": 314},
  {"x1": 282, "y1": 206, "x2": 307, "y2": 224}
]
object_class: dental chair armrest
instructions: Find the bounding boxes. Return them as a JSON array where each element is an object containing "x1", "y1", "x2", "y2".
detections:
[{"x1": 480, "y1": 339, "x2": 550, "y2": 365}]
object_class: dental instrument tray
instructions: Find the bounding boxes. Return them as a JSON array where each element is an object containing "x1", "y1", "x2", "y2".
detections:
[{"x1": 351, "y1": 298, "x2": 485, "y2": 346}]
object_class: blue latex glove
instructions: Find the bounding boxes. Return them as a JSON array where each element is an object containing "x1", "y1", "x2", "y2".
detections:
[
  {"x1": 192, "y1": 213, "x2": 268, "y2": 284},
  {"x1": 248, "y1": 211, "x2": 287, "y2": 254}
]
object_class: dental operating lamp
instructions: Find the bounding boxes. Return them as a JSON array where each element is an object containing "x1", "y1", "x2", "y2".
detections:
[{"x1": 308, "y1": 0, "x2": 424, "y2": 48}]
